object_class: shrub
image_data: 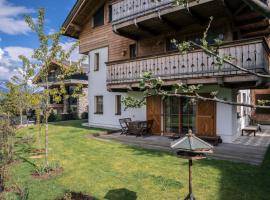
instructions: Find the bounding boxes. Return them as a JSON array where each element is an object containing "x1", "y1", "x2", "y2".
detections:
[
  {"x1": 48, "y1": 111, "x2": 57, "y2": 122},
  {"x1": 0, "y1": 116, "x2": 15, "y2": 192},
  {"x1": 33, "y1": 161, "x2": 61, "y2": 176},
  {"x1": 81, "y1": 112, "x2": 88, "y2": 119},
  {"x1": 61, "y1": 112, "x2": 79, "y2": 121}
]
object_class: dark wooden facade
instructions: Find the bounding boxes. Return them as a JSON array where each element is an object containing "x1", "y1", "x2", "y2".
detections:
[{"x1": 63, "y1": 0, "x2": 270, "y2": 82}]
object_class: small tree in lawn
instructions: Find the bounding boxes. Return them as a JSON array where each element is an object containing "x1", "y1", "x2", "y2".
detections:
[{"x1": 24, "y1": 8, "x2": 85, "y2": 166}]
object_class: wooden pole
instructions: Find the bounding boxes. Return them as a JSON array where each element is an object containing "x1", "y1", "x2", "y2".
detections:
[{"x1": 185, "y1": 159, "x2": 195, "y2": 200}]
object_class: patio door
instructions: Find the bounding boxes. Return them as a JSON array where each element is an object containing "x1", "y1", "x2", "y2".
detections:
[
  {"x1": 163, "y1": 97, "x2": 196, "y2": 135},
  {"x1": 196, "y1": 99, "x2": 216, "y2": 137},
  {"x1": 147, "y1": 96, "x2": 161, "y2": 135}
]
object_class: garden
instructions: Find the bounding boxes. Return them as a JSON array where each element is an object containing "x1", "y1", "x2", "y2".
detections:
[{"x1": 1, "y1": 120, "x2": 269, "y2": 200}]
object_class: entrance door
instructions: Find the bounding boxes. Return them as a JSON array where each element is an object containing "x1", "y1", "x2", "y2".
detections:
[
  {"x1": 147, "y1": 96, "x2": 161, "y2": 135},
  {"x1": 196, "y1": 100, "x2": 216, "y2": 137}
]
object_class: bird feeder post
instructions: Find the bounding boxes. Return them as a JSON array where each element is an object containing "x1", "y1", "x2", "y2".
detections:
[
  {"x1": 171, "y1": 129, "x2": 213, "y2": 200},
  {"x1": 186, "y1": 159, "x2": 194, "y2": 200}
]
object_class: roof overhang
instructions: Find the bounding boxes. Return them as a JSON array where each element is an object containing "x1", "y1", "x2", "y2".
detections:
[{"x1": 62, "y1": 0, "x2": 106, "y2": 39}]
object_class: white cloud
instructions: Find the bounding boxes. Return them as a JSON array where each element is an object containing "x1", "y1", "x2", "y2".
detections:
[
  {"x1": 3, "y1": 46, "x2": 33, "y2": 61},
  {"x1": 0, "y1": 48, "x2": 4, "y2": 60},
  {"x1": 48, "y1": 28, "x2": 56, "y2": 35},
  {"x1": 0, "y1": 0, "x2": 34, "y2": 35},
  {"x1": 0, "y1": 46, "x2": 34, "y2": 80},
  {"x1": 60, "y1": 42, "x2": 82, "y2": 62},
  {"x1": 60, "y1": 41, "x2": 88, "y2": 64}
]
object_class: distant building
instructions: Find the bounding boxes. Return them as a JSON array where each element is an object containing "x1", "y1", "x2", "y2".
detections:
[{"x1": 34, "y1": 61, "x2": 89, "y2": 118}]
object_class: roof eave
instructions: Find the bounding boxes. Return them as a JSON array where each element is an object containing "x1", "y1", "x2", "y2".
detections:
[{"x1": 62, "y1": 0, "x2": 86, "y2": 38}]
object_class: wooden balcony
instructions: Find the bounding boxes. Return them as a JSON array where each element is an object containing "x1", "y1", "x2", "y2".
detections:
[
  {"x1": 107, "y1": 38, "x2": 270, "y2": 90},
  {"x1": 112, "y1": 0, "x2": 173, "y2": 23},
  {"x1": 112, "y1": 0, "x2": 270, "y2": 40}
]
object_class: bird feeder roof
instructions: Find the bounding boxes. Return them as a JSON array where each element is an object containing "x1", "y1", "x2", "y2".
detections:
[{"x1": 171, "y1": 130, "x2": 213, "y2": 153}]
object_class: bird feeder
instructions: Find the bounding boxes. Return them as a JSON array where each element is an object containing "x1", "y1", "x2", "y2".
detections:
[{"x1": 170, "y1": 129, "x2": 213, "y2": 200}]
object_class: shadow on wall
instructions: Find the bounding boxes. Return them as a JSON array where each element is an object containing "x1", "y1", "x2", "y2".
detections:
[{"x1": 104, "y1": 188, "x2": 137, "y2": 200}]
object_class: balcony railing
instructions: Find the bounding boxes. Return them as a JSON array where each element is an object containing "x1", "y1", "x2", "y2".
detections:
[
  {"x1": 112, "y1": 0, "x2": 174, "y2": 23},
  {"x1": 107, "y1": 38, "x2": 270, "y2": 84}
]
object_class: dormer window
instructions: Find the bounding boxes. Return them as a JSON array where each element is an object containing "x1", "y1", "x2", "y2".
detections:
[{"x1": 93, "y1": 5, "x2": 104, "y2": 27}]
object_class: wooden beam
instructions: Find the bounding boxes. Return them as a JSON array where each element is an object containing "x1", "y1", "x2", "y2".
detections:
[
  {"x1": 70, "y1": 23, "x2": 82, "y2": 32},
  {"x1": 158, "y1": 13, "x2": 181, "y2": 31},
  {"x1": 112, "y1": 26, "x2": 139, "y2": 41},
  {"x1": 185, "y1": 8, "x2": 207, "y2": 26},
  {"x1": 218, "y1": 0, "x2": 234, "y2": 20},
  {"x1": 234, "y1": 3, "x2": 247, "y2": 16},
  {"x1": 238, "y1": 19, "x2": 269, "y2": 31},
  {"x1": 241, "y1": 27, "x2": 270, "y2": 38},
  {"x1": 134, "y1": 20, "x2": 159, "y2": 36}
]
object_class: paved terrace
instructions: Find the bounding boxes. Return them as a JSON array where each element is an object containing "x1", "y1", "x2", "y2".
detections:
[{"x1": 95, "y1": 126, "x2": 270, "y2": 165}]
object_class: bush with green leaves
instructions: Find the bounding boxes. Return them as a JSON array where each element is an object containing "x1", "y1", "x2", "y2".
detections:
[
  {"x1": 33, "y1": 161, "x2": 61, "y2": 176},
  {"x1": 0, "y1": 116, "x2": 15, "y2": 192}
]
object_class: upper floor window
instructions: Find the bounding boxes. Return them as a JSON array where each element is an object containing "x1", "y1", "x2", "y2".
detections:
[
  {"x1": 93, "y1": 5, "x2": 104, "y2": 27},
  {"x1": 130, "y1": 44, "x2": 137, "y2": 59},
  {"x1": 108, "y1": 4, "x2": 113, "y2": 23},
  {"x1": 94, "y1": 53, "x2": 100, "y2": 71},
  {"x1": 115, "y1": 95, "x2": 122, "y2": 115}
]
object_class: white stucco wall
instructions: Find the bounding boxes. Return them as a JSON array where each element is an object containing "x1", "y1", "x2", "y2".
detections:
[
  {"x1": 88, "y1": 47, "x2": 146, "y2": 129},
  {"x1": 86, "y1": 48, "x2": 250, "y2": 141}
]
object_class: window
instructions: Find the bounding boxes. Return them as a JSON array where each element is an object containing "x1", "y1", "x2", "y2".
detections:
[
  {"x1": 242, "y1": 93, "x2": 247, "y2": 116},
  {"x1": 115, "y1": 95, "x2": 122, "y2": 115},
  {"x1": 93, "y1": 5, "x2": 104, "y2": 27},
  {"x1": 108, "y1": 4, "x2": 112, "y2": 22},
  {"x1": 255, "y1": 94, "x2": 270, "y2": 114},
  {"x1": 129, "y1": 44, "x2": 137, "y2": 59},
  {"x1": 95, "y1": 96, "x2": 103, "y2": 114},
  {"x1": 94, "y1": 53, "x2": 100, "y2": 71}
]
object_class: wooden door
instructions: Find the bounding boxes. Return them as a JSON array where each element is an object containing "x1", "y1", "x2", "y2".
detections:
[
  {"x1": 196, "y1": 100, "x2": 216, "y2": 137},
  {"x1": 147, "y1": 96, "x2": 161, "y2": 135}
]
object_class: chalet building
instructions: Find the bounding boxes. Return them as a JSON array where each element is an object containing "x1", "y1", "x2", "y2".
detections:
[
  {"x1": 34, "y1": 61, "x2": 89, "y2": 118},
  {"x1": 63, "y1": 0, "x2": 270, "y2": 143}
]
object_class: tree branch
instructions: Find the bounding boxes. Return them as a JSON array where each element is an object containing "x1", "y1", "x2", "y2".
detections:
[
  {"x1": 156, "y1": 92, "x2": 270, "y2": 109},
  {"x1": 190, "y1": 41, "x2": 270, "y2": 79}
]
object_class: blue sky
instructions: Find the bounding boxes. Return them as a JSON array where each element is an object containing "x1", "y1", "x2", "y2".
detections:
[{"x1": 0, "y1": 0, "x2": 78, "y2": 81}]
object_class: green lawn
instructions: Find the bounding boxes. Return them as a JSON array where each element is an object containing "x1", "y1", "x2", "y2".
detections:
[{"x1": 4, "y1": 120, "x2": 270, "y2": 200}]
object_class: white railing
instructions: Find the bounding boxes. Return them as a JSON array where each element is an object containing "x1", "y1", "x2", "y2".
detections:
[
  {"x1": 107, "y1": 39, "x2": 270, "y2": 84},
  {"x1": 112, "y1": 0, "x2": 174, "y2": 23}
]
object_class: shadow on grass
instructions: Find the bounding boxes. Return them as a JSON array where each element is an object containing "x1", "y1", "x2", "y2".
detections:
[
  {"x1": 56, "y1": 191, "x2": 98, "y2": 200},
  {"x1": 50, "y1": 120, "x2": 109, "y2": 132},
  {"x1": 119, "y1": 145, "x2": 172, "y2": 158},
  {"x1": 104, "y1": 188, "x2": 137, "y2": 200}
]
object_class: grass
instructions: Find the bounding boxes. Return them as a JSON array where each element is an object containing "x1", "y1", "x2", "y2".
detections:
[{"x1": 4, "y1": 120, "x2": 270, "y2": 200}]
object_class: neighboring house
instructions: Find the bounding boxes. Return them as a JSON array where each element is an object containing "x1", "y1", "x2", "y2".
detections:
[
  {"x1": 62, "y1": 0, "x2": 270, "y2": 143},
  {"x1": 251, "y1": 89, "x2": 270, "y2": 124},
  {"x1": 34, "y1": 61, "x2": 89, "y2": 118}
]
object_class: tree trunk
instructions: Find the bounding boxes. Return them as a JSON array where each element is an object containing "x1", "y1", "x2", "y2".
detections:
[
  {"x1": 45, "y1": 111, "x2": 49, "y2": 166},
  {"x1": 45, "y1": 76, "x2": 49, "y2": 166},
  {"x1": 20, "y1": 108, "x2": 23, "y2": 126}
]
